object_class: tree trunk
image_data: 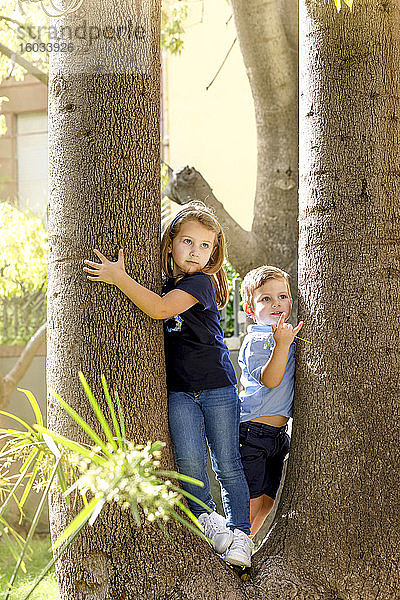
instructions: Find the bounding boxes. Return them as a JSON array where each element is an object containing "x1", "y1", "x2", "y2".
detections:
[
  {"x1": 47, "y1": 2, "x2": 245, "y2": 599},
  {"x1": 48, "y1": 0, "x2": 399, "y2": 597},
  {"x1": 164, "y1": 0, "x2": 299, "y2": 285},
  {"x1": 246, "y1": 1, "x2": 399, "y2": 598},
  {"x1": 230, "y1": 0, "x2": 298, "y2": 278}
]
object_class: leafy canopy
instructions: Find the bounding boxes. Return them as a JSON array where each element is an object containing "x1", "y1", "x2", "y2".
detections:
[
  {"x1": 0, "y1": 0, "x2": 49, "y2": 83},
  {"x1": 0, "y1": 202, "x2": 48, "y2": 299},
  {"x1": 0, "y1": 0, "x2": 189, "y2": 86}
]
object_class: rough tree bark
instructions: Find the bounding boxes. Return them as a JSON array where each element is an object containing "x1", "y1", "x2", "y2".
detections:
[
  {"x1": 164, "y1": 0, "x2": 299, "y2": 282},
  {"x1": 47, "y1": 0, "x2": 398, "y2": 598},
  {"x1": 245, "y1": 1, "x2": 399, "y2": 598},
  {"x1": 47, "y1": 1, "x2": 244, "y2": 599}
]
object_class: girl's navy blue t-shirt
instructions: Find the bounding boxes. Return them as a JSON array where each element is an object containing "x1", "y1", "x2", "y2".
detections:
[{"x1": 162, "y1": 272, "x2": 237, "y2": 392}]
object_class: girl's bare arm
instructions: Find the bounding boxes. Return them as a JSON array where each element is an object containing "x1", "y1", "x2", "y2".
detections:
[{"x1": 83, "y1": 249, "x2": 197, "y2": 319}]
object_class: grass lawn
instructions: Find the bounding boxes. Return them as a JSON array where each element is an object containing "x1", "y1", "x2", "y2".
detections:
[{"x1": 0, "y1": 536, "x2": 60, "y2": 600}]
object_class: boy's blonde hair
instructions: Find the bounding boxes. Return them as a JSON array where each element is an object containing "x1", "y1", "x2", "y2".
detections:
[
  {"x1": 161, "y1": 201, "x2": 229, "y2": 308},
  {"x1": 241, "y1": 265, "x2": 292, "y2": 310}
]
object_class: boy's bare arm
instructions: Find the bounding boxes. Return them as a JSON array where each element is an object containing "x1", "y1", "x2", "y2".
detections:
[
  {"x1": 260, "y1": 342, "x2": 292, "y2": 389},
  {"x1": 260, "y1": 313, "x2": 303, "y2": 389},
  {"x1": 83, "y1": 249, "x2": 197, "y2": 319}
]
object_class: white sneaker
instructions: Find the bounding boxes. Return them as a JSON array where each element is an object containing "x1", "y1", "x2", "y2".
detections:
[
  {"x1": 224, "y1": 529, "x2": 254, "y2": 568},
  {"x1": 198, "y1": 511, "x2": 234, "y2": 554}
]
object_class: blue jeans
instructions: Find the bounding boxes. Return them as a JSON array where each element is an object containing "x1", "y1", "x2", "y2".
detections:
[{"x1": 168, "y1": 385, "x2": 251, "y2": 535}]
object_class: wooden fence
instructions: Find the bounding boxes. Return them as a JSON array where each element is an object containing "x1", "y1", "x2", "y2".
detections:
[{"x1": 1, "y1": 290, "x2": 46, "y2": 345}]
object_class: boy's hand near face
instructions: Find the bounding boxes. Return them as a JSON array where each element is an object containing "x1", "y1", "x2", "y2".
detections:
[
  {"x1": 83, "y1": 249, "x2": 126, "y2": 285},
  {"x1": 261, "y1": 313, "x2": 304, "y2": 389},
  {"x1": 272, "y1": 312, "x2": 304, "y2": 347}
]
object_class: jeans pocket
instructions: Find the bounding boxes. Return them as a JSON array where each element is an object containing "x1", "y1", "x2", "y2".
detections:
[
  {"x1": 239, "y1": 423, "x2": 249, "y2": 444},
  {"x1": 246, "y1": 422, "x2": 268, "y2": 439},
  {"x1": 280, "y1": 432, "x2": 290, "y2": 456}
]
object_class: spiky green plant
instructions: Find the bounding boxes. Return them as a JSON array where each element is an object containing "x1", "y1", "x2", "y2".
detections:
[{"x1": 0, "y1": 373, "x2": 208, "y2": 600}]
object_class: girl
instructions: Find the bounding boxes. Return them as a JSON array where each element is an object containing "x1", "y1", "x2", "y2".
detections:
[{"x1": 83, "y1": 202, "x2": 253, "y2": 567}]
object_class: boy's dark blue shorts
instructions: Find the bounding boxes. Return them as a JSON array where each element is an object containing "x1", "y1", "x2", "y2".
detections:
[{"x1": 239, "y1": 421, "x2": 290, "y2": 500}]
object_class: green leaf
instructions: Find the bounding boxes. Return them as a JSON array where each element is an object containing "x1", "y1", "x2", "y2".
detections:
[
  {"x1": 0, "y1": 519, "x2": 25, "y2": 561},
  {"x1": 167, "y1": 483, "x2": 211, "y2": 513},
  {"x1": 42, "y1": 432, "x2": 61, "y2": 458},
  {"x1": 164, "y1": 505, "x2": 208, "y2": 541},
  {"x1": 34, "y1": 425, "x2": 106, "y2": 466},
  {"x1": 101, "y1": 374, "x2": 123, "y2": 449},
  {"x1": 175, "y1": 499, "x2": 203, "y2": 528},
  {"x1": 5, "y1": 458, "x2": 60, "y2": 600},
  {"x1": 78, "y1": 372, "x2": 117, "y2": 451},
  {"x1": 149, "y1": 441, "x2": 164, "y2": 452},
  {"x1": 155, "y1": 470, "x2": 204, "y2": 487},
  {"x1": 52, "y1": 496, "x2": 99, "y2": 550},
  {"x1": 19, "y1": 447, "x2": 40, "y2": 476},
  {"x1": 130, "y1": 496, "x2": 141, "y2": 526},
  {"x1": 0, "y1": 428, "x2": 33, "y2": 437},
  {"x1": 63, "y1": 478, "x2": 79, "y2": 498},
  {"x1": 155, "y1": 518, "x2": 175, "y2": 543},
  {"x1": 0, "y1": 449, "x2": 39, "y2": 519},
  {"x1": 19, "y1": 450, "x2": 44, "y2": 508},
  {"x1": 50, "y1": 389, "x2": 112, "y2": 457},
  {"x1": 334, "y1": 0, "x2": 341, "y2": 11},
  {"x1": 17, "y1": 388, "x2": 44, "y2": 427},
  {"x1": 88, "y1": 498, "x2": 105, "y2": 526},
  {"x1": 56, "y1": 462, "x2": 69, "y2": 505},
  {"x1": 114, "y1": 390, "x2": 126, "y2": 448},
  {"x1": 343, "y1": 0, "x2": 353, "y2": 9},
  {"x1": 0, "y1": 411, "x2": 35, "y2": 433}
]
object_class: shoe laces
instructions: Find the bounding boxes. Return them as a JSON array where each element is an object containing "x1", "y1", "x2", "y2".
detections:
[
  {"x1": 230, "y1": 530, "x2": 253, "y2": 552},
  {"x1": 204, "y1": 512, "x2": 228, "y2": 537}
]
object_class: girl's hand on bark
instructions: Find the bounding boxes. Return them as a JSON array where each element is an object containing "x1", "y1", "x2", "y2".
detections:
[{"x1": 83, "y1": 248, "x2": 126, "y2": 285}]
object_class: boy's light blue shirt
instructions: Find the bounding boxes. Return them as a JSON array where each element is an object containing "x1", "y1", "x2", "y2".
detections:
[{"x1": 238, "y1": 324, "x2": 296, "y2": 423}]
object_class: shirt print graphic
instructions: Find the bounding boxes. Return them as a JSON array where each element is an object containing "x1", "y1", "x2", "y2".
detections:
[
  {"x1": 264, "y1": 336, "x2": 274, "y2": 351},
  {"x1": 164, "y1": 315, "x2": 183, "y2": 333}
]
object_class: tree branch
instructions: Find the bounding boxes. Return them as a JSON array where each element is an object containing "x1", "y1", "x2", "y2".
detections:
[
  {"x1": 2, "y1": 322, "x2": 47, "y2": 408},
  {"x1": 163, "y1": 166, "x2": 288, "y2": 275},
  {"x1": 0, "y1": 42, "x2": 48, "y2": 86},
  {"x1": 206, "y1": 38, "x2": 237, "y2": 91},
  {"x1": 231, "y1": 0, "x2": 296, "y2": 110},
  {"x1": 229, "y1": 0, "x2": 299, "y2": 275},
  {"x1": 0, "y1": 15, "x2": 27, "y2": 29}
]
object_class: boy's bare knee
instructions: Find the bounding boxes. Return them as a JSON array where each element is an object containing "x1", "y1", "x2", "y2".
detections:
[{"x1": 262, "y1": 495, "x2": 274, "y2": 514}]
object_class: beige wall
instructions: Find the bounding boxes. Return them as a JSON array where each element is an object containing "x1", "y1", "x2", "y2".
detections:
[
  {"x1": 0, "y1": 349, "x2": 47, "y2": 427},
  {"x1": 0, "y1": 75, "x2": 47, "y2": 203},
  {"x1": 165, "y1": 0, "x2": 257, "y2": 230}
]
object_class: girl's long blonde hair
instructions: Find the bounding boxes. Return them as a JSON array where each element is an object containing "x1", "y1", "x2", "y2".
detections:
[{"x1": 161, "y1": 202, "x2": 229, "y2": 308}]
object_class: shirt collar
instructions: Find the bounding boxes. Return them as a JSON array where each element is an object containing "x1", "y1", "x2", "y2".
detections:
[{"x1": 247, "y1": 324, "x2": 273, "y2": 333}]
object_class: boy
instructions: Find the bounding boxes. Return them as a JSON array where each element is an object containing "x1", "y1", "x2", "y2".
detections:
[{"x1": 238, "y1": 266, "x2": 303, "y2": 535}]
